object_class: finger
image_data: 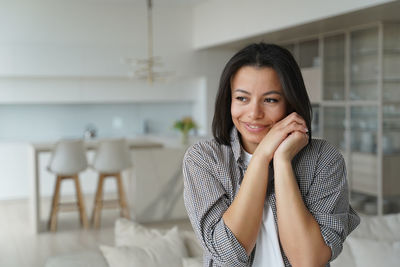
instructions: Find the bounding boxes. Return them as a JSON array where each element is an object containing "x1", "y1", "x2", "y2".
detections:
[
  {"x1": 284, "y1": 121, "x2": 309, "y2": 134},
  {"x1": 279, "y1": 112, "x2": 307, "y2": 129},
  {"x1": 287, "y1": 112, "x2": 307, "y2": 127},
  {"x1": 290, "y1": 130, "x2": 309, "y2": 145}
]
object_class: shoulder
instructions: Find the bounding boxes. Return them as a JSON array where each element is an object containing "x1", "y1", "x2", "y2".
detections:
[
  {"x1": 184, "y1": 138, "x2": 233, "y2": 166},
  {"x1": 304, "y1": 138, "x2": 344, "y2": 162},
  {"x1": 304, "y1": 138, "x2": 346, "y2": 178},
  {"x1": 294, "y1": 138, "x2": 345, "y2": 177}
]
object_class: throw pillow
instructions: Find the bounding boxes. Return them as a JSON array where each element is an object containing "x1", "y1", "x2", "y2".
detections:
[
  {"x1": 100, "y1": 226, "x2": 188, "y2": 267},
  {"x1": 115, "y1": 218, "x2": 191, "y2": 257},
  {"x1": 115, "y1": 218, "x2": 167, "y2": 246}
]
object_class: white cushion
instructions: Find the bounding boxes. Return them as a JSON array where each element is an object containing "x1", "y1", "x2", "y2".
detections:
[
  {"x1": 182, "y1": 257, "x2": 203, "y2": 267},
  {"x1": 347, "y1": 237, "x2": 400, "y2": 267},
  {"x1": 115, "y1": 218, "x2": 202, "y2": 257},
  {"x1": 351, "y1": 213, "x2": 400, "y2": 241},
  {"x1": 45, "y1": 251, "x2": 108, "y2": 267},
  {"x1": 332, "y1": 213, "x2": 400, "y2": 267},
  {"x1": 114, "y1": 218, "x2": 171, "y2": 247},
  {"x1": 180, "y1": 230, "x2": 203, "y2": 258},
  {"x1": 330, "y1": 241, "x2": 355, "y2": 267},
  {"x1": 100, "y1": 226, "x2": 188, "y2": 267}
]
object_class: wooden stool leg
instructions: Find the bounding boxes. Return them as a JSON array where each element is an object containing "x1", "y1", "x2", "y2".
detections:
[
  {"x1": 91, "y1": 174, "x2": 105, "y2": 229},
  {"x1": 49, "y1": 176, "x2": 62, "y2": 232},
  {"x1": 116, "y1": 173, "x2": 130, "y2": 219},
  {"x1": 74, "y1": 175, "x2": 89, "y2": 229}
]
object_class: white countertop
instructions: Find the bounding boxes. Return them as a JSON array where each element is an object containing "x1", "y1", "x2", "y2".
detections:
[{"x1": 30, "y1": 137, "x2": 164, "y2": 152}]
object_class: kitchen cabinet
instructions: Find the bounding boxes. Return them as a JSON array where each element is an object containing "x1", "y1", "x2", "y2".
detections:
[{"x1": 281, "y1": 22, "x2": 400, "y2": 215}]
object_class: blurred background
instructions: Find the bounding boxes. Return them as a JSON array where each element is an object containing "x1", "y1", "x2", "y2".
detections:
[{"x1": 1, "y1": 0, "x2": 400, "y2": 266}]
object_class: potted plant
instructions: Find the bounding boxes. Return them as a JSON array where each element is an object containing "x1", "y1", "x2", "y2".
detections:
[{"x1": 173, "y1": 117, "x2": 197, "y2": 145}]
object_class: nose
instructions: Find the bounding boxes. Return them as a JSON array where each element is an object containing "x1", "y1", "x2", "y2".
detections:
[{"x1": 248, "y1": 101, "x2": 264, "y2": 120}]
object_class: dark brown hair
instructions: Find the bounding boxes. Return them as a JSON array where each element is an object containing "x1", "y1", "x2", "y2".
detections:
[{"x1": 212, "y1": 43, "x2": 312, "y2": 145}]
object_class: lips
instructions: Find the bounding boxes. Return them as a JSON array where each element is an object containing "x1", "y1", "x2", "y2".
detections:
[{"x1": 243, "y1": 122, "x2": 268, "y2": 133}]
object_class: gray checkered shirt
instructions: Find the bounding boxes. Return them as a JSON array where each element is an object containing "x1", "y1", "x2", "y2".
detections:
[{"x1": 183, "y1": 127, "x2": 360, "y2": 267}]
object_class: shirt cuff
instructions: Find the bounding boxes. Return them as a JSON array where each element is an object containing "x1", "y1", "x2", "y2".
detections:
[{"x1": 213, "y1": 218, "x2": 251, "y2": 265}]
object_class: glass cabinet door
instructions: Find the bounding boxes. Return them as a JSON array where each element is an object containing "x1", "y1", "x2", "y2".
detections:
[
  {"x1": 350, "y1": 27, "x2": 379, "y2": 101},
  {"x1": 350, "y1": 106, "x2": 378, "y2": 214},
  {"x1": 383, "y1": 24, "x2": 400, "y2": 101},
  {"x1": 323, "y1": 34, "x2": 345, "y2": 100},
  {"x1": 322, "y1": 106, "x2": 346, "y2": 151},
  {"x1": 350, "y1": 106, "x2": 378, "y2": 154},
  {"x1": 299, "y1": 39, "x2": 319, "y2": 68},
  {"x1": 383, "y1": 104, "x2": 400, "y2": 155}
]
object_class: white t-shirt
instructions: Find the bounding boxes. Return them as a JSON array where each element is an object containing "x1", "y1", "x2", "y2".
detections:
[{"x1": 241, "y1": 149, "x2": 285, "y2": 267}]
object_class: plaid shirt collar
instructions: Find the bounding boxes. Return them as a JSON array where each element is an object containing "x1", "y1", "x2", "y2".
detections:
[{"x1": 230, "y1": 127, "x2": 242, "y2": 164}]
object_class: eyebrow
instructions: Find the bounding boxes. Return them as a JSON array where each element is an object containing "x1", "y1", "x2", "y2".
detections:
[{"x1": 233, "y1": 89, "x2": 283, "y2": 96}]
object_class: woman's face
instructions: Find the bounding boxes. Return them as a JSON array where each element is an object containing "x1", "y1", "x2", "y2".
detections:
[{"x1": 231, "y1": 66, "x2": 288, "y2": 154}]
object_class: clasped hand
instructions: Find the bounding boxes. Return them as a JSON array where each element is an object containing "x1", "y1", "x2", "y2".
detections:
[{"x1": 254, "y1": 112, "x2": 309, "y2": 163}]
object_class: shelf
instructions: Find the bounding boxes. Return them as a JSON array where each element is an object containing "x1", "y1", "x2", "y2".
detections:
[
  {"x1": 351, "y1": 49, "x2": 378, "y2": 57},
  {"x1": 383, "y1": 100, "x2": 400, "y2": 105},
  {"x1": 383, "y1": 117, "x2": 400, "y2": 121},
  {"x1": 347, "y1": 101, "x2": 378, "y2": 105},
  {"x1": 351, "y1": 79, "x2": 378, "y2": 84},
  {"x1": 383, "y1": 78, "x2": 400, "y2": 83},
  {"x1": 281, "y1": 23, "x2": 400, "y2": 214},
  {"x1": 324, "y1": 80, "x2": 345, "y2": 85},
  {"x1": 323, "y1": 55, "x2": 345, "y2": 61},
  {"x1": 324, "y1": 123, "x2": 345, "y2": 127},
  {"x1": 383, "y1": 48, "x2": 400, "y2": 55}
]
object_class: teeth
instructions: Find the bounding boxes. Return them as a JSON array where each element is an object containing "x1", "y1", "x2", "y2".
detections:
[{"x1": 248, "y1": 125, "x2": 262, "y2": 129}]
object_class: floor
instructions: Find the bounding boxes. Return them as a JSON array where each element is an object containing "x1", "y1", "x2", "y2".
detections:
[{"x1": 0, "y1": 197, "x2": 192, "y2": 267}]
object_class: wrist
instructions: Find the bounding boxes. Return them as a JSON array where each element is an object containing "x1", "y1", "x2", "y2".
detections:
[
  {"x1": 273, "y1": 155, "x2": 292, "y2": 168},
  {"x1": 253, "y1": 147, "x2": 273, "y2": 164}
]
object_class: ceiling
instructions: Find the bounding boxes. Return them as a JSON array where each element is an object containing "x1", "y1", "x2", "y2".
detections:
[
  {"x1": 215, "y1": 0, "x2": 400, "y2": 49},
  {"x1": 79, "y1": 0, "x2": 207, "y2": 6}
]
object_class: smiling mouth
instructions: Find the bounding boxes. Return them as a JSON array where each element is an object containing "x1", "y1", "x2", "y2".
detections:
[
  {"x1": 243, "y1": 122, "x2": 269, "y2": 132},
  {"x1": 248, "y1": 125, "x2": 263, "y2": 129}
]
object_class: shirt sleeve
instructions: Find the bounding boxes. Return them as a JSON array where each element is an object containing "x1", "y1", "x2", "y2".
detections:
[
  {"x1": 182, "y1": 144, "x2": 251, "y2": 267},
  {"x1": 305, "y1": 141, "x2": 360, "y2": 262}
]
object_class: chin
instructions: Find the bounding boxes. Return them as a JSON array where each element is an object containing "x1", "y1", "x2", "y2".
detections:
[{"x1": 240, "y1": 132, "x2": 264, "y2": 146}]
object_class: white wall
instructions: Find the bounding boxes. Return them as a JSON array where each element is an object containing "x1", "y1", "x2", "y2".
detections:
[
  {"x1": 0, "y1": 0, "x2": 200, "y2": 77},
  {"x1": 0, "y1": 0, "x2": 237, "y2": 200},
  {"x1": 193, "y1": 0, "x2": 396, "y2": 49},
  {"x1": 0, "y1": 0, "x2": 230, "y2": 133}
]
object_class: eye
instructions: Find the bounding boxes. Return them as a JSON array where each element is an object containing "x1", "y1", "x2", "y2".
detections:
[
  {"x1": 235, "y1": 96, "x2": 248, "y2": 102},
  {"x1": 264, "y1": 98, "x2": 278, "y2": 103}
]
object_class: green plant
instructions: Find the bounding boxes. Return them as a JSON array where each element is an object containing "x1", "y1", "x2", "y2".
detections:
[
  {"x1": 173, "y1": 117, "x2": 197, "y2": 134},
  {"x1": 173, "y1": 117, "x2": 197, "y2": 145}
]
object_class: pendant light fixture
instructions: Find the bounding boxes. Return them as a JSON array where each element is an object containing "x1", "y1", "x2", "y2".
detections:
[{"x1": 124, "y1": 0, "x2": 172, "y2": 84}]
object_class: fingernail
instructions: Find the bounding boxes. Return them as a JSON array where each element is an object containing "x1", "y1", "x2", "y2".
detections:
[{"x1": 305, "y1": 128, "x2": 309, "y2": 132}]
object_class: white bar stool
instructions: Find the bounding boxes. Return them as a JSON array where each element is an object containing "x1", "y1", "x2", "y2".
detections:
[
  {"x1": 91, "y1": 138, "x2": 131, "y2": 228},
  {"x1": 47, "y1": 139, "x2": 89, "y2": 232}
]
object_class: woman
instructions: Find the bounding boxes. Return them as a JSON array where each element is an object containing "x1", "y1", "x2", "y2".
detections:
[{"x1": 183, "y1": 43, "x2": 359, "y2": 267}]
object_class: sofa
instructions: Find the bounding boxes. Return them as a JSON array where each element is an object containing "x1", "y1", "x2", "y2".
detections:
[
  {"x1": 46, "y1": 212, "x2": 400, "y2": 267},
  {"x1": 331, "y1": 212, "x2": 400, "y2": 267},
  {"x1": 45, "y1": 218, "x2": 203, "y2": 267}
]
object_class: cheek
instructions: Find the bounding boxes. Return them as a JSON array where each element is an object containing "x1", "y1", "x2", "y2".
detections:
[
  {"x1": 269, "y1": 106, "x2": 288, "y2": 123},
  {"x1": 230, "y1": 103, "x2": 241, "y2": 120}
]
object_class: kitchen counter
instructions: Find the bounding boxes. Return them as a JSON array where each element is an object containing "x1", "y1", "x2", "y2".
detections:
[{"x1": 31, "y1": 138, "x2": 163, "y2": 152}]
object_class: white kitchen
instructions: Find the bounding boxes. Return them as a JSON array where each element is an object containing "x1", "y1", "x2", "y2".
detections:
[{"x1": 1, "y1": 0, "x2": 400, "y2": 267}]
